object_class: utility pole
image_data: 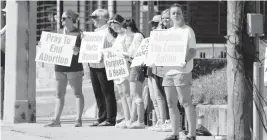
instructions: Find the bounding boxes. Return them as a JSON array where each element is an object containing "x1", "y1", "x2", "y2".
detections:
[
  {"x1": 227, "y1": 1, "x2": 255, "y2": 140},
  {"x1": 3, "y1": 1, "x2": 36, "y2": 124}
]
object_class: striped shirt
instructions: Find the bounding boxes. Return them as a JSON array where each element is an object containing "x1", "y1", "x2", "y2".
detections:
[{"x1": 89, "y1": 24, "x2": 115, "y2": 68}]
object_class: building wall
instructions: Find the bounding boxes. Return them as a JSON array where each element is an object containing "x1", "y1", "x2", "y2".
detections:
[{"x1": 116, "y1": 1, "x2": 132, "y2": 18}]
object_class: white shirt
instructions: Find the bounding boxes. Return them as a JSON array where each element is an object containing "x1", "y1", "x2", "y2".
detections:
[
  {"x1": 112, "y1": 33, "x2": 129, "y2": 84},
  {"x1": 163, "y1": 25, "x2": 196, "y2": 75},
  {"x1": 127, "y1": 33, "x2": 144, "y2": 58},
  {"x1": 89, "y1": 24, "x2": 115, "y2": 68},
  {"x1": 112, "y1": 33, "x2": 127, "y2": 54}
]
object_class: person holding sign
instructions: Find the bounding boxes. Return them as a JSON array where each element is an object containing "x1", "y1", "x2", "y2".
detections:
[
  {"x1": 87, "y1": 9, "x2": 117, "y2": 127},
  {"x1": 162, "y1": 4, "x2": 197, "y2": 140},
  {"x1": 148, "y1": 9, "x2": 172, "y2": 132},
  {"x1": 106, "y1": 14, "x2": 132, "y2": 129},
  {"x1": 120, "y1": 19, "x2": 146, "y2": 129},
  {"x1": 44, "y1": 10, "x2": 84, "y2": 127}
]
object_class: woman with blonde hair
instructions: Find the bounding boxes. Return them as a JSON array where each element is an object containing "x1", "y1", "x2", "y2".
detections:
[{"x1": 148, "y1": 9, "x2": 172, "y2": 132}]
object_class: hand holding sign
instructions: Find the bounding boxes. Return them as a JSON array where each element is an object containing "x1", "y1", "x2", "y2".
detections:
[
  {"x1": 37, "y1": 42, "x2": 42, "y2": 48},
  {"x1": 130, "y1": 38, "x2": 150, "y2": 67},
  {"x1": 78, "y1": 32, "x2": 106, "y2": 63},
  {"x1": 35, "y1": 31, "x2": 77, "y2": 66},
  {"x1": 81, "y1": 32, "x2": 85, "y2": 39},
  {"x1": 147, "y1": 30, "x2": 188, "y2": 66},
  {"x1": 73, "y1": 46, "x2": 80, "y2": 55},
  {"x1": 103, "y1": 48, "x2": 130, "y2": 81},
  {"x1": 179, "y1": 62, "x2": 187, "y2": 68}
]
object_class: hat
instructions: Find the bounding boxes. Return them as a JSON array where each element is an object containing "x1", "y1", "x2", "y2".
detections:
[
  {"x1": 148, "y1": 15, "x2": 161, "y2": 24},
  {"x1": 108, "y1": 14, "x2": 125, "y2": 25},
  {"x1": 89, "y1": 9, "x2": 109, "y2": 19},
  {"x1": 63, "y1": 10, "x2": 79, "y2": 20}
]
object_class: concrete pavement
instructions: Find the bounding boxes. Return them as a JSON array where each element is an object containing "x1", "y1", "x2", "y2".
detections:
[{"x1": 1, "y1": 120, "x2": 171, "y2": 140}]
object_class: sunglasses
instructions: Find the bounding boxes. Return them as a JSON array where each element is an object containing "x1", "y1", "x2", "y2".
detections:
[
  {"x1": 108, "y1": 20, "x2": 120, "y2": 25},
  {"x1": 151, "y1": 22, "x2": 159, "y2": 27},
  {"x1": 90, "y1": 15, "x2": 98, "y2": 19},
  {"x1": 61, "y1": 17, "x2": 71, "y2": 21}
]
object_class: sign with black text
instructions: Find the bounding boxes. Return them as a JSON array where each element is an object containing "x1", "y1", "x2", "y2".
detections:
[
  {"x1": 103, "y1": 48, "x2": 129, "y2": 80},
  {"x1": 35, "y1": 31, "x2": 77, "y2": 66},
  {"x1": 131, "y1": 38, "x2": 150, "y2": 67},
  {"x1": 78, "y1": 32, "x2": 106, "y2": 63},
  {"x1": 146, "y1": 30, "x2": 188, "y2": 66}
]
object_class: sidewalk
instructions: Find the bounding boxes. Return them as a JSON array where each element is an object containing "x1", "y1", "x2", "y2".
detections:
[
  {"x1": 36, "y1": 80, "x2": 92, "y2": 92},
  {"x1": 1, "y1": 120, "x2": 171, "y2": 140}
]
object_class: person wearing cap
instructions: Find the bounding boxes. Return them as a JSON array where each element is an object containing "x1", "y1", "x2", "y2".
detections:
[
  {"x1": 1, "y1": 5, "x2": 6, "y2": 120},
  {"x1": 148, "y1": 14, "x2": 161, "y2": 30},
  {"x1": 44, "y1": 9, "x2": 85, "y2": 127},
  {"x1": 106, "y1": 14, "x2": 132, "y2": 129},
  {"x1": 87, "y1": 9, "x2": 117, "y2": 127}
]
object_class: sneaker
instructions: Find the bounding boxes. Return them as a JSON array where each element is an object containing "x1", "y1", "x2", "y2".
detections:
[
  {"x1": 74, "y1": 119, "x2": 82, "y2": 127},
  {"x1": 161, "y1": 120, "x2": 172, "y2": 132},
  {"x1": 98, "y1": 121, "x2": 116, "y2": 126},
  {"x1": 127, "y1": 121, "x2": 146, "y2": 129},
  {"x1": 148, "y1": 121, "x2": 160, "y2": 131},
  {"x1": 44, "y1": 120, "x2": 61, "y2": 127},
  {"x1": 126, "y1": 120, "x2": 134, "y2": 128},
  {"x1": 164, "y1": 135, "x2": 179, "y2": 140},
  {"x1": 89, "y1": 121, "x2": 100, "y2": 127},
  {"x1": 115, "y1": 120, "x2": 127, "y2": 128},
  {"x1": 152, "y1": 121, "x2": 165, "y2": 132}
]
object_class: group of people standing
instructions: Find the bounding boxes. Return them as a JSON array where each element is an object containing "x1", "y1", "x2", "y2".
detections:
[{"x1": 40, "y1": 3, "x2": 197, "y2": 140}]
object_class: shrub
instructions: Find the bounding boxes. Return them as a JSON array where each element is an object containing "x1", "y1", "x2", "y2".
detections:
[
  {"x1": 192, "y1": 67, "x2": 227, "y2": 105},
  {"x1": 192, "y1": 59, "x2": 227, "y2": 79}
]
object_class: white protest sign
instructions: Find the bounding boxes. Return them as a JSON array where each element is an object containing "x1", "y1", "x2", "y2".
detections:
[
  {"x1": 35, "y1": 31, "x2": 77, "y2": 66},
  {"x1": 103, "y1": 48, "x2": 130, "y2": 81},
  {"x1": 146, "y1": 30, "x2": 167, "y2": 66},
  {"x1": 131, "y1": 38, "x2": 150, "y2": 67},
  {"x1": 78, "y1": 32, "x2": 106, "y2": 63},
  {"x1": 147, "y1": 30, "x2": 188, "y2": 66}
]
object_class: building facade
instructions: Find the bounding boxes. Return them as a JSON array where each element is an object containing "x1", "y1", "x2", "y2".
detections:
[{"x1": 36, "y1": 0, "x2": 267, "y2": 61}]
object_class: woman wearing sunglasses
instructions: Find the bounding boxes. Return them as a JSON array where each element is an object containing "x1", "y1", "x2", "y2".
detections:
[
  {"x1": 45, "y1": 9, "x2": 84, "y2": 127},
  {"x1": 107, "y1": 14, "x2": 133, "y2": 129}
]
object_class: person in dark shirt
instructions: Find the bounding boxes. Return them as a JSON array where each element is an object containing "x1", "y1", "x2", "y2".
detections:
[{"x1": 44, "y1": 10, "x2": 84, "y2": 127}]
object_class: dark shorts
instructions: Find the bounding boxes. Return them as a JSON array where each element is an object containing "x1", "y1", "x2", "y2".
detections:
[
  {"x1": 129, "y1": 66, "x2": 145, "y2": 83},
  {"x1": 162, "y1": 72, "x2": 192, "y2": 87}
]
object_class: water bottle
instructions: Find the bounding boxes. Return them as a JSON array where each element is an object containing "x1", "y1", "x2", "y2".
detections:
[{"x1": 152, "y1": 110, "x2": 157, "y2": 126}]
